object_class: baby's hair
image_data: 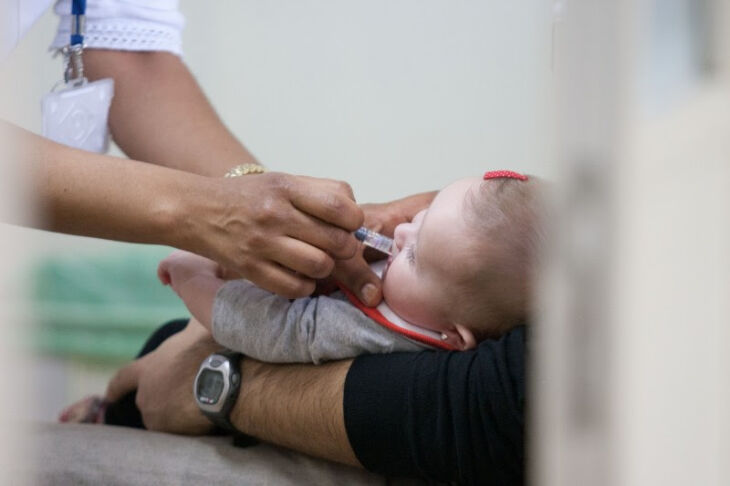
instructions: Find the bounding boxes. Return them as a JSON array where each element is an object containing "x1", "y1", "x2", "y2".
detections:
[{"x1": 451, "y1": 175, "x2": 546, "y2": 339}]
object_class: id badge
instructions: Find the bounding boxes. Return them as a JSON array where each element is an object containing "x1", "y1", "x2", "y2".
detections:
[{"x1": 42, "y1": 78, "x2": 114, "y2": 154}]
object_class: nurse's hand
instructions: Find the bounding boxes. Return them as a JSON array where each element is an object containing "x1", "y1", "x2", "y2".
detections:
[
  {"x1": 180, "y1": 172, "x2": 363, "y2": 299},
  {"x1": 324, "y1": 191, "x2": 437, "y2": 306}
]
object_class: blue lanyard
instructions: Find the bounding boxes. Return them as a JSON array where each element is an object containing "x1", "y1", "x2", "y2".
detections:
[{"x1": 71, "y1": 0, "x2": 87, "y2": 46}]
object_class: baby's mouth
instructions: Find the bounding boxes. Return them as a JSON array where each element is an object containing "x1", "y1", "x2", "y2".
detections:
[
  {"x1": 381, "y1": 254, "x2": 393, "y2": 280},
  {"x1": 386, "y1": 245, "x2": 398, "y2": 266},
  {"x1": 381, "y1": 247, "x2": 397, "y2": 281}
]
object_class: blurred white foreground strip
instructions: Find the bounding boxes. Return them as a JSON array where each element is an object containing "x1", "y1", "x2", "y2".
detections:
[
  {"x1": 0, "y1": 97, "x2": 33, "y2": 484},
  {"x1": 534, "y1": 0, "x2": 730, "y2": 485}
]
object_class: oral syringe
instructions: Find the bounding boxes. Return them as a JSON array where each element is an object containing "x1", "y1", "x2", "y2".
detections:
[{"x1": 354, "y1": 227, "x2": 393, "y2": 255}]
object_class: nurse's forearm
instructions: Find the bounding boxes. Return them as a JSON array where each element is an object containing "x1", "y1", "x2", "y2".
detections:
[
  {"x1": 83, "y1": 50, "x2": 258, "y2": 177},
  {"x1": 10, "y1": 122, "x2": 196, "y2": 245}
]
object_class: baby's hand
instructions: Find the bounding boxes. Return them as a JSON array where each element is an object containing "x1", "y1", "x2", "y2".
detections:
[{"x1": 157, "y1": 250, "x2": 221, "y2": 293}]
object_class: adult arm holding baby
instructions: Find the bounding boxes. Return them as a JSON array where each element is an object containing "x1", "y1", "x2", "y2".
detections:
[{"x1": 106, "y1": 312, "x2": 526, "y2": 485}]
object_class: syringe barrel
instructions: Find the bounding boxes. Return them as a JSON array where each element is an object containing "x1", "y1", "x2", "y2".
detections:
[{"x1": 353, "y1": 226, "x2": 393, "y2": 255}]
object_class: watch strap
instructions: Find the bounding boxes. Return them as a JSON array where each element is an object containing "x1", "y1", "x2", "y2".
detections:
[{"x1": 203, "y1": 411, "x2": 238, "y2": 433}]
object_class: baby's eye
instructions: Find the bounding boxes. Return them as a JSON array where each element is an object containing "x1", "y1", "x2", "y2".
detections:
[{"x1": 405, "y1": 245, "x2": 416, "y2": 266}]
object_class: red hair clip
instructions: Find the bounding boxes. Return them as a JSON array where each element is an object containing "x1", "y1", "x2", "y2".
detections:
[{"x1": 483, "y1": 170, "x2": 528, "y2": 181}]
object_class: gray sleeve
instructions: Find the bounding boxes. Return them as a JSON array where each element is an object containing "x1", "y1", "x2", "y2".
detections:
[{"x1": 211, "y1": 280, "x2": 425, "y2": 364}]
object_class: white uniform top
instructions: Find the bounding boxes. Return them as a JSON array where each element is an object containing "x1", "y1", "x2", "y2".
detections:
[{"x1": 1, "y1": 0, "x2": 184, "y2": 61}]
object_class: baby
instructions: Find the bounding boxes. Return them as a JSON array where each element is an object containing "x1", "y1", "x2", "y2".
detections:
[
  {"x1": 156, "y1": 170, "x2": 545, "y2": 363},
  {"x1": 59, "y1": 170, "x2": 544, "y2": 423}
]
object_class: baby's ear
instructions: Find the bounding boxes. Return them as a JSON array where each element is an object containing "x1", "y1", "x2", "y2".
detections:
[{"x1": 452, "y1": 324, "x2": 477, "y2": 350}]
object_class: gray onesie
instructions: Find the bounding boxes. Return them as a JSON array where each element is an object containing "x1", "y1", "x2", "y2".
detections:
[{"x1": 211, "y1": 279, "x2": 426, "y2": 364}]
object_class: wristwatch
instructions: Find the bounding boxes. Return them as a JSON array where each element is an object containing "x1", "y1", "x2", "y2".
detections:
[{"x1": 194, "y1": 350, "x2": 242, "y2": 433}]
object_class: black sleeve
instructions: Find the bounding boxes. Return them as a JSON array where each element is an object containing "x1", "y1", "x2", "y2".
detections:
[{"x1": 343, "y1": 326, "x2": 525, "y2": 485}]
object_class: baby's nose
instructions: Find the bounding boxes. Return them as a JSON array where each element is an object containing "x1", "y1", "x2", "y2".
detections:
[{"x1": 393, "y1": 223, "x2": 410, "y2": 251}]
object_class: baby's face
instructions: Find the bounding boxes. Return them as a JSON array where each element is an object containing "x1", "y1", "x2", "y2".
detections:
[{"x1": 382, "y1": 177, "x2": 482, "y2": 348}]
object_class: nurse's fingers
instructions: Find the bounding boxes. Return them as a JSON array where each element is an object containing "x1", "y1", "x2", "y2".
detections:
[
  {"x1": 266, "y1": 236, "x2": 335, "y2": 280},
  {"x1": 286, "y1": 210, "x2": 360, "y2": 261},
  {"x1": 244, "y1": 259, "x2": 317, "y2": 299},
  {"x1": 288, "y1": 176, "x2": 364, "y2": 235},
  {"x1": 331, "y1": 253, "x2": 384, "y2": 307}
]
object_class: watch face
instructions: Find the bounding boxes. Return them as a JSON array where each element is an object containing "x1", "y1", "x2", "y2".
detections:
[{"x1": 196, "y1": 369, "x2": 224, "y2": 405}]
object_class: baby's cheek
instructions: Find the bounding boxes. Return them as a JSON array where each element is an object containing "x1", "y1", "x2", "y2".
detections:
[
  {"x1": 381, "y1": 270, "x2": 408, "y2": 310},
  {"x1": 381, "y1": 276, "x2": 397, "y2": 307},
  {"x1": 383, "y1": 280, "x2": 421, "y2": 322}
]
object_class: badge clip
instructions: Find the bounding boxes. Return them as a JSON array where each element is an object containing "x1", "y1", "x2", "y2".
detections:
[{"x1": 42, "y1": 4, "x2": 115, "y2": 154}]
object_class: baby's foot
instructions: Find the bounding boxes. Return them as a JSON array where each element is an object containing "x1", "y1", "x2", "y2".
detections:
[
  {"x1": 157, "y1": 250, "x2": 221, "y2": 289},
  {"x1": 58, "y1": 395, "x2": 107, "y2": 424}
]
